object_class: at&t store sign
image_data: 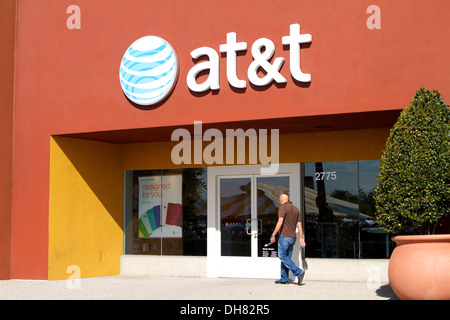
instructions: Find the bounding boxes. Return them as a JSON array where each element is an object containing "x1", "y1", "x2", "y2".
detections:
[{"x1": 119, "y1": 23, "x2": 311, "y2": 106}]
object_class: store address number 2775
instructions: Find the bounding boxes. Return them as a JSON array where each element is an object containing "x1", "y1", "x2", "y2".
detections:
[{"x1": 315, "y1": 171, "x2": 337, "y2": 181}]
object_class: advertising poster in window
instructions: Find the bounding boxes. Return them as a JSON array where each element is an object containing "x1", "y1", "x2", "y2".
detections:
[{"x1": 138, "y1": 174, "x2": 182, "y2": 238}]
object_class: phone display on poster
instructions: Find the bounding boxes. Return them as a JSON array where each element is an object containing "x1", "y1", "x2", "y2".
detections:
[{"x1": 138, "y1": 174, "x2": 182, "y2": 238}]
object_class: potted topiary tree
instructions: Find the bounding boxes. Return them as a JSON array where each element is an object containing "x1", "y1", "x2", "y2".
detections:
[{"x1": 375, "y1": 87, "x2": 450, "y2": 300}]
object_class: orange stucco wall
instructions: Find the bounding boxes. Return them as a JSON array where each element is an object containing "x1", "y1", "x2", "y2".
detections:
[
  {"x1": 9, "y1": 0, "x2": 450, "y2": 279},
  {"x1": 0, "y1": 0, "x2": 16, "y2": 280}
]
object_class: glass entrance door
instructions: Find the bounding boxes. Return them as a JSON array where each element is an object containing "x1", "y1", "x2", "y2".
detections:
[
  {"x1": 256, "y1": 176, "x2": 290, "y2": 258},
  {"x1": 219, "y1": 175, "x2": 290, "y2": 259},
  {"x1": 208, "y1": 164, "x2": 300, "y2": 279}
]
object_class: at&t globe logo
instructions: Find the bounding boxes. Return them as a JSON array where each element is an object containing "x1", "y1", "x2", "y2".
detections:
[{"x1": 119, "y1": 36, "x2": 179, "y2": 106}]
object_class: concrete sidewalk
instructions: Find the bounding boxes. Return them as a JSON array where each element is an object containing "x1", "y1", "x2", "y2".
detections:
[{"x1": 0, "y1": 275, "x2": 398, "y2": 300}]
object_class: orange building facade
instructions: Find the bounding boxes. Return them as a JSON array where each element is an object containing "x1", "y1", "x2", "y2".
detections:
[{"x1": 1, "y1": 0, "x2": 449, "y2": 280}]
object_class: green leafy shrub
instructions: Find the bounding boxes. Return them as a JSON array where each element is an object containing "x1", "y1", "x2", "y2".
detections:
[{"x1": 375, "y1": 87, "x2": 450, "y2": 234}]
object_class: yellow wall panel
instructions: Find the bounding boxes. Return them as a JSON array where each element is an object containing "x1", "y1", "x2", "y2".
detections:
[
  {"x1": 120, "y1": 128, "x2": 390, "y2": 168},
  {"x1": 49, "y1": 137, "x2": 123, "y2": 280},
  {"x1": 280, "y1": 128, "x2": 390, "y2": 163}
]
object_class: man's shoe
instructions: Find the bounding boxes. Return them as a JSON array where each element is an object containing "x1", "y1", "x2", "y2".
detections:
[
  {"x1": 274, "y1": 280, "x2": 288, "y2": 284},
  {"x1": 297, "y1": 270, "x2": 305, "y2": 285}
]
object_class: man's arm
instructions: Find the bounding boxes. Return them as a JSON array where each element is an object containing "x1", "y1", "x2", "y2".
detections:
[
  {"x1": 270, "y1": 217, "x2": 284, "y2": 243},
  {"x1": 297, "y1": 221, "x2": 306, "y2": 247}
]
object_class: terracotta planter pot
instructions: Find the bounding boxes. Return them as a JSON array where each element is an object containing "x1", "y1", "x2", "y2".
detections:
[{"x1": 389, "y1": 234, "x2": 450, "y2": 300}]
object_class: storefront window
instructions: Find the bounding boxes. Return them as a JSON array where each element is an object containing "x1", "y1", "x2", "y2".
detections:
[
  {"x1": 303, "y1": 160, "x2": 392, "y2": 259},
  {"x1": 304, "y1": 162, "x2": 359, "y2": 258},
  {"x1": 123, "y1": 168, "x2": 207, "y2": 256},
  {"x1": 124, "y1": 161, "x2": 391, "y2": 259}
]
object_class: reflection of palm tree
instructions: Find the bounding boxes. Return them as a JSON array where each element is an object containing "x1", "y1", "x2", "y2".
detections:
[
  {"x1": 315, "y1": 162, "x2": 334, "y2": 222},
  {"x1": 183, "y1": 168, "x2": 207, "y2": 239},
  {"x1": 330, "y1": 190, "x2": 358, "y2": 203},
  {"x1": 358, "y1": 187, "x2": 377, "y2": 218}
]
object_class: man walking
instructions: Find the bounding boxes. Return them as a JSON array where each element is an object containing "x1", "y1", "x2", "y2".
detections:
[{"x1": 270, "y1": 193, "x2": 306, "y2": 285}]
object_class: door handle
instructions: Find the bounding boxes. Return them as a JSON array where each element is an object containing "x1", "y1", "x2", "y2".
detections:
[
  {"x1": 258, "y1": 219, "x2": 263, "y2": 235},
  {"x1": 246, "y1": 219, "x2": 263, "y2": 236},
  {"x1": 246, "y1": 219, "x2": 252, "y2": 235}
]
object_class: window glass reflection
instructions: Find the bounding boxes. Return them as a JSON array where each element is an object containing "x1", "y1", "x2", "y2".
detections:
[
  {"x1": 304, "y1": 162, "x2": 359, "y2": 258},
  {"x1": 220, "y1": 178, "x2": 252, "y2": 257},
  {"x1": 303, "y1": 160, "x2": 393, "y2": 259}
]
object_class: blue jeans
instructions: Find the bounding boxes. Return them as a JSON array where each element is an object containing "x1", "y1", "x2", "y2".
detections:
[{"x1": 278, "y1": 237, "x2": 303, "y2": 282}]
